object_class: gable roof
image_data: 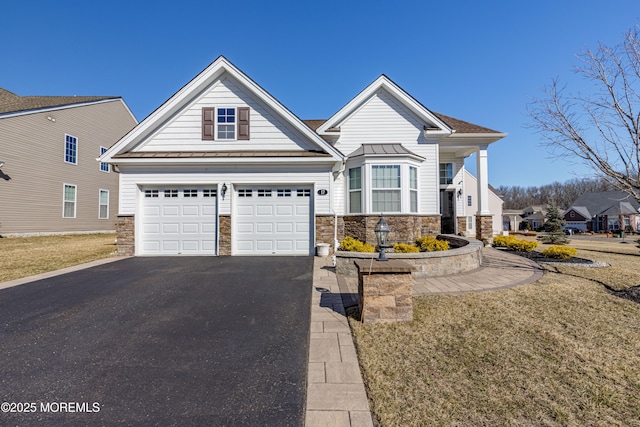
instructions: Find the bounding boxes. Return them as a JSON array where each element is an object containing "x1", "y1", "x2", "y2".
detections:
[
  {"x1": 568, "y1": 191, "x2": 640, "y2": 217},
  {"x1": 102, "y1": 56, "x2": 343, "y2": 163},
  {"x1": 315, "y1": 75, "x2": 505, "y2": 140},
  {"x1": 0, "y1": 88, "x2": 120, "y2": 116}
]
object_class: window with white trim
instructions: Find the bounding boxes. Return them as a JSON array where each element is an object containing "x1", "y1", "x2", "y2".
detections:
[
  {"x1": 145, "y1": 189, "x2": 159, "y2": 198},
  {"x1": 348, "y1": 167, "x2": 362, "y2": 213},
  {"x1": 100, "y1": 147, "x2": 109, "y2": 172},
  {"x1": 467, "y1": 216, "x2": 474, "y2": 229},
  {"x1": 217, "y1": 108, "x2": 236, "y2": 140},
  {"x1": 65, "y1": 134, "x2": 77, "y2": 164},
  {"x1": 184, "y1": 189, "x2": 198, "y2": 197},
  {"x1": 63, "y1": 184, "x2": 77, "y2": 218},
  {"x1": 99, "y1": 189, "x2": 109, "y2": 219},
  {"x1": 467, "y1": 195, "x2": 472, "y2": 207},
  {"x1": 439, "y1": 163, "x2": 453, "y2": 185},
  {"x1": 409, "y1": 166, "x2": 418, "y2": 213},
  {"x1": 372, "y1": 165, "x2": 401, "y2": 212},
  {"x1": 164, "y1": 189, "x2": 178, "y2": 198}
]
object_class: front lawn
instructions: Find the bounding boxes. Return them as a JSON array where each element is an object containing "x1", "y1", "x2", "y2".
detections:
[
  {"x1": 350, "y1": 241, "x2": 640, "y2": 426},
  {"x1": 0, "y1": 234, "x2": 117, "y2": 283}
]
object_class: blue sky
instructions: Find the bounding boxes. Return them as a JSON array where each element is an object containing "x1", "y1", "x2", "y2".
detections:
[{"x1": 2, "y1": 1, "x2": 638, "y2": 187}]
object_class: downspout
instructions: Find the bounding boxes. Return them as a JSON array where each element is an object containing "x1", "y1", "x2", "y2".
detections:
[{"x1": 331, "y1": 160, "x2": 346, "y2": 265}]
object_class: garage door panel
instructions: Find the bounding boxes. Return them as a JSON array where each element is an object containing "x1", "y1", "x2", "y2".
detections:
[
  {"x1": 163, "y1": 223, "x2": 180, "y2": 234},
  {"x1": 182, "y1": 205, "x2": 199, "y2": 216},
  {"x1": 163, "y1": 205, "x2": 180, "y2": 216},
  {"x1": 256, "y1": 205, "x2": 274, "y2": 216},
  {"x1": 140, "y1": 187, "x2": 218, "y2": 255},
  {"x1": 235, "y1": 186, "x2": 312, "y2": 255}
]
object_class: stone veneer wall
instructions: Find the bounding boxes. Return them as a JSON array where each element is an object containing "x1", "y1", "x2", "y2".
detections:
[
  {"x1": 475, "y1": 215, "x2": 494, "y2": 242},
  {"x1": 116, "y1": 215, "x2": 135, "y2": 256},
  {"x1": 342, "y1": 215, "x2": 441, "y2": 244},
  {"x1": 457, "y1": 217, "x2": 467, "y2": 236},
  {"x1": 218, "y1": 215, "x2": 231, "y2": 256},
  {"x1": 336, "y1": 235, "x2": 483, "y2": 279}
]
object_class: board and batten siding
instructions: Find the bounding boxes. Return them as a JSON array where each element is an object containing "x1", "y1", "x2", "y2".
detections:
[
  {"x1": 137, "y1": 74, "x2": 318, "y2": 153},
  {"x1": 118, "y1": 165, "x2": 333, "y2": 216},
  {"x1": 0, "y1": 100, "x2": 137, "y2": 234},
  {"x1": 335, "y1": 88, "x2": 441, "y2": 215}
]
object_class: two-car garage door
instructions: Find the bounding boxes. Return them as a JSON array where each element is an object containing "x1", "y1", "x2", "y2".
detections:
[{"x1": 139, "y1": 186, "x2": 313, "y2": 256}]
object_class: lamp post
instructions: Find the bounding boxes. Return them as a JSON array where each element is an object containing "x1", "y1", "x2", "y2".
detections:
[{"x1": 374, "y1": 215, "x2": 390, "y2": 261}]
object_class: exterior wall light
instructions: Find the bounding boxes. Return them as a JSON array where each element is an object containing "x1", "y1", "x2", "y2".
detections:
[
  {"x1": 221, "y1": 183, "x2": 228, "y2": 199},
  {"x1": 0, "y1": 161, "x2": 4, "y2": 169},
  {"x1": 374, "y1": 215, "x2": 390, "y2": 261}
]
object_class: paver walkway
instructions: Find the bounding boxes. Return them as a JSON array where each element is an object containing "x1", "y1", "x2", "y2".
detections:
[{"x1": 306, "y1": 246, "x2": 544, "y2": 426}]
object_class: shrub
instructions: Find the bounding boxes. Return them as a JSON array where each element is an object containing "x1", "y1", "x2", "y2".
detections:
[
  {"x1": 338, "y1": 236, "x2": 375, "y2": 252},
  {"x1": 493, "y1": 235, "x2": 538, "y2": 252},
  {"x1": 415, "y1": 236, "x2": 449, "y2": 252},
  {"x1": 538, "y1": 232, "x2": 570, "y2": 245},
  {"x1": 393, "y1": 242, "x2": 420, "y2": 253},
  {"x1": 542, "y1": 246, "x2": 577, "y2": 259}
]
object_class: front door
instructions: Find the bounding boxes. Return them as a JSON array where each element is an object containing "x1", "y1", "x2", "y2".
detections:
[{"x1": 440, "y1": 190, "x2": 455, "y2": 234}]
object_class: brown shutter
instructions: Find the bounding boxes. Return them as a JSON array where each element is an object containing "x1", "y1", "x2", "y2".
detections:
[
  {"x1": 202, "y1": 107, "x2": 215, "y2": 140},
  {"x1": 237, "y1": 107, "x2": 250, "y2": 140}
]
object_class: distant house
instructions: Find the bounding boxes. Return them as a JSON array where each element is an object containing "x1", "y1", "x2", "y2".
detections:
[
  {"x1": 461, "y1": 169, "x2": 503, "y2": 237},
  {"x1": 502, "y1": 209, "x2": 524, "y2": 232},
  {"x1": 100, "y1": 56, "x2": 506, "y2": 256},
  {"x1": 564, "y1": 191, "x2": 640, "y2": 232},
  {"x1": 0, "y1": 89, "x2": 137, "y2": 235}
]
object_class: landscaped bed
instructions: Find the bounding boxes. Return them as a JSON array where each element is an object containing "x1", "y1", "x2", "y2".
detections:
[{"x1": 349, "y1": 238, "x2": 640, "y2": 425}]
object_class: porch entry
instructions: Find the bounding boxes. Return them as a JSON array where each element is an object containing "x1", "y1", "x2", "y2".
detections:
[{"x1": 440, "y1": 190, "x2": 455, "y2": 234}]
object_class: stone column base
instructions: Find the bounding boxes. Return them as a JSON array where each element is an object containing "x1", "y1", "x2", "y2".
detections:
[
  {"x1": 116, "y1": 215, "x2": 134, "y2": 256},
  {"x1": 355, "y1": 260, "x2": 413, "y2": 323},
  {"x1": 475, "y1": 215, "x2": 494, "y2": 242}
]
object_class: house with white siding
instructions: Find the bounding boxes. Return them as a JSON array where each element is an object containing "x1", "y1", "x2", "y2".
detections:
[
  {"x1": 100, "y1": 56, "x2": 506, "y2": 256},
  {"x1": 0, "y1": 89, "x2": 137, "y2": 235}
]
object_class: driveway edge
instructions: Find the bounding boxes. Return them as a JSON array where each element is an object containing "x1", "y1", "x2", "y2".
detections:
[{"x1": 0, "y1": 256, "x2": 130, "y2": 290}]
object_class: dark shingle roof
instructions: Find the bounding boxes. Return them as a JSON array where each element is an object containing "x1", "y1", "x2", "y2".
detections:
[
  {"x1": 0, "y1": 88, "x2": 119, "y2": 115},
  {"x1": 569, "y1": 191, "x2": 640, "y2": 217},
  {"x1": 347, "y1": 143, "x2": 423, "y2": 159}
]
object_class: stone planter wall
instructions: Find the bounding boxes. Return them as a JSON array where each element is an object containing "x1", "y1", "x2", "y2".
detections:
[{"x1": 336, "y1": 235, "x2": 483, "y2": 279}]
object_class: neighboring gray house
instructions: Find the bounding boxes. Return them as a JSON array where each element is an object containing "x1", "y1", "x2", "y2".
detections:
[
  {"x1": 100, "y1": 57, "x2": 506, "y2": 256},
  {"x1": 564, "y1": 191, "x2": 640, "y2": 232},
  {"x1": 0, "y1": 89, "x2": 137, "y2": 235}
]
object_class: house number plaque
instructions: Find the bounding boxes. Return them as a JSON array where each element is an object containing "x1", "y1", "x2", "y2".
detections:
[{"x1": 317, "y1": 189, "x2": 328, "y2": 196}]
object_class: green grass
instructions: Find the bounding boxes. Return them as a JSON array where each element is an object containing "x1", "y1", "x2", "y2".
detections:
[
  {"x1": 350, "y1": 239, "x2": 640, "y2": 426},
  {"x1": 0, "y1": 234, "x2": 117, "y2": 282}
]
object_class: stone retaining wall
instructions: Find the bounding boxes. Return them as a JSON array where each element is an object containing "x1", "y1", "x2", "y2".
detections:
[{"x1": 336, "y1": 235, "x2": 483, "y2": 279}]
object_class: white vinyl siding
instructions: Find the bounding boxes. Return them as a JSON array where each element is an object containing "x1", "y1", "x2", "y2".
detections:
[
  {"x1": 138, "y1": 75, "x2": 318, "y2": 152},
  {"x1": 333, "y1": 88, "x2": 439, "y2": 215},
  {"x1": 99, "y1": 189, "x2": 109, "y2": 219},
  {"x1": 63, "y1": 184, "x2": 77, "y2": 218}
]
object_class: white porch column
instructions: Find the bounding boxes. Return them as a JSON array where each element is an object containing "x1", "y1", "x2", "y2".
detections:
[{"x1": 475, "y1": 144, "x2": 491, "y2": 215}]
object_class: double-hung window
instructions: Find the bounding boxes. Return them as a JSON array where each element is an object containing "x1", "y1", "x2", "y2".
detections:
[
  {"x1": 372, "y1": 165, "x2": 401, "y2": 212},
  {"x1": 348, "y1": 167, "x2": 362, "y2": 213},
  {"x1": 217, "y1": 108, "x2": 236, "y2": 140},
  {"x1": 439, "y1": 163, "x2": 453, "y2": 185},
  {"x1": 409, "y1": 166, "x2": 418, "y2": 213},
  {"x1": 99, "y1": 147, "x2": 109, "y2": 172},
  {"x1": 99, "y1": 189, "x2": 109, "y2": 219},
  {"x1": 63, "y1": 184, "x2": 77, "y2": 218},
  {"x1": 65, "y1": 135, "x2": 77, "y2": 164}
]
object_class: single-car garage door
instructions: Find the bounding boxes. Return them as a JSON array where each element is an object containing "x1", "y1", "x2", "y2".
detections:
[
  {"x1": 141, "y1": 187, "x2": 217, "y2": 255},
  {"x1": 235, "y1": 187, "x2": 313, "y2": 255}
]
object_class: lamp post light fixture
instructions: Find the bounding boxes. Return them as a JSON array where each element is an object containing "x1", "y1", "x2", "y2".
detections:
[{"x1": 374, "y1": 215, "x2": 390, "y2": 261}]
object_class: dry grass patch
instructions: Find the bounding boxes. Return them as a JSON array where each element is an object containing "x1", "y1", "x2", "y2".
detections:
[
  {"x1": 350, "y1": 258, "x2": 640, "y2": 425},
  {"x1": 0, "y1": 234, "x2": 117, "y2": 282}
]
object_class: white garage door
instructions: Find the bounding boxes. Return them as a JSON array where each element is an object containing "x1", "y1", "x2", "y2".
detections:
[
  {"x1": 235, "y1": 187, "x2": 313, "y2": 255},
  {"x1": 140, "y1": 187, "x2": 217, "y2": 255}
]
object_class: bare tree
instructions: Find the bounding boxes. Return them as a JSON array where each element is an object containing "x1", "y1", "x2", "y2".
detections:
[{"x1": 528, "y1": 26, "x2": 640, "y2": 203}]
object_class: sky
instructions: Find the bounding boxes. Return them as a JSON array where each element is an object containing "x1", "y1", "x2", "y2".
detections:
[{"x1": 2, "y1": 0, "x2": 638, "y2": 188}]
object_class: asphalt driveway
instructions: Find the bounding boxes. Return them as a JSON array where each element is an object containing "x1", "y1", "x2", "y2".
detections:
[{"x1": 0, "y1": 256, "x2": 313, "y2": 426}]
